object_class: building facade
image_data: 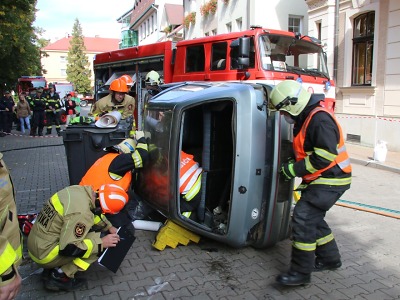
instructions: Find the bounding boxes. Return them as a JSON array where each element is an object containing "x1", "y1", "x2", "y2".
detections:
[
  {"x1": 41, "y1": 37, "x2": 119, "y2": 88},
  {"x1": 183, "y1": 0, "x2": 308, "y2": 39},
  {"x1": 307, "y1": 0, "x2": 400, "y2": 151},
  {"x1": 122, "y1": 0, "x2": 309, "y2": 45}
]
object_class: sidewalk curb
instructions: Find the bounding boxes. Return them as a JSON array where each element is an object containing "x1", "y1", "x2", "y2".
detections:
[{"x1": 351, "y1": 158, "x2": 400, "y2": 174}]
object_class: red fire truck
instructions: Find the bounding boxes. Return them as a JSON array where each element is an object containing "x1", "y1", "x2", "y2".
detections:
[
  {"x1": 93, "y1": 26, "x2": 334, "y2": 128},
  {"x1": 16, "y1": 76, "x2": 47, "y2": 95}
]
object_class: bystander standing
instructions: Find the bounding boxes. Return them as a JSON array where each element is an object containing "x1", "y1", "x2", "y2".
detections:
[{"x1": 16, "y1": 92, "x2": 31, "y2": 135}]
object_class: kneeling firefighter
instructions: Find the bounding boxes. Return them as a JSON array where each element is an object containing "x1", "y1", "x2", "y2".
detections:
[{"x1": 27, "y1": 184, "x2": 129, "y2": 292}]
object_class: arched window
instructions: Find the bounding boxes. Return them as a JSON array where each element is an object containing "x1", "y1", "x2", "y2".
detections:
[{"x1": 352, "y1": 12, "x2": 375, "y2": 86}]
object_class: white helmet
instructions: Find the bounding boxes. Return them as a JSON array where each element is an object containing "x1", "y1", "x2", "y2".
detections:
[
  {"x1": 269, "y1": 80, "x2": 311, "y2": 116},
  {"x1": 145, "y1": 70, "x2": 161, "y2": 86},
  {"x1": 112, "y1": 138, "x2": 136, "y2": 154}
]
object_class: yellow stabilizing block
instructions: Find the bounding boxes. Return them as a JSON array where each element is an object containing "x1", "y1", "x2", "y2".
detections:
[{"x1": 152, "y1": 220, "x2": 200, "y2": 251}]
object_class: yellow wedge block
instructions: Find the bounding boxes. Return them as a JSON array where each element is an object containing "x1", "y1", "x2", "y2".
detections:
[{"x1": 152, "y1": 220, "x2": 200, "y2": 251}]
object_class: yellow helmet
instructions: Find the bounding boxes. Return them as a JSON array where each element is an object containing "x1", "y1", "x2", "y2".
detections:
[
  {"x1": 269, "y1": 80, "x2": 311, "y2": 116},
  {"x1": 145, "y1": 70, "x2": 161, "y2": 86}
]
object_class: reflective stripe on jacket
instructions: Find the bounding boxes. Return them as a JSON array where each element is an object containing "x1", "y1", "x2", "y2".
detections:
[
  {"x1": 180, "y1": 152, "x2": 202, "y2": 194},
  {"x1": 293, "y1": 107, "x2": 352, "y2": 184}
]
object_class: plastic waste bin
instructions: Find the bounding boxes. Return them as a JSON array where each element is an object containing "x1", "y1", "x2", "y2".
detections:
[{"x1": 61, "y1": 124, "x2": 130, "y2": 185}]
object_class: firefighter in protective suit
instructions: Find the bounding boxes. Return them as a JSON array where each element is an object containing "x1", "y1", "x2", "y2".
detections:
[
  {"x1": 89, "y1": 78, "x2": 136, "y2": 122},
  {"x1": 269, "y1": 80, "x2": 352, "y2": 286},
  {"x1": 0, "y1": 153, "x2": 22, "y2": 299},
  {"x1": 79, "y1": 131, "x2": 149, "y2": 226},
  {"x1": 179, "y1": 151, "x2": 203, "y2": 220},
  {"x1": 27, "y1": 184, "x2": 129, "y2": 292}
]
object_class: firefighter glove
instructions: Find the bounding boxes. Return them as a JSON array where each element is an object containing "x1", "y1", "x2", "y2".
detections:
[{"x1": 280, "y1": 162, "x2": 296, "y2": 180}]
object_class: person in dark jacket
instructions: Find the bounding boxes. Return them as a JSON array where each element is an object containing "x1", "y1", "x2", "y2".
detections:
[
  {"x1": 269, "y1": 80, "x2": 352, "y2": 286},
  {"x1": 0, "y1": 91, "x2": 15, "y2": 136},
  {"x1": 45, "y1": 84, "x2": 61, "y2": 135},
  {"x1": 27, "y1": 88, "x2": 46, "y2": 136},
  {"x1": 64, "y1": 93, "x2": 76, "y2": 125}
]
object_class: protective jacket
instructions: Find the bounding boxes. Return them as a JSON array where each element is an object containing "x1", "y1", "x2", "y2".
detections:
[
  {"x1": 28, "y1": 95, "x2": 46, "y2": 112},
  {"x1": 180, "y1": 151, "x2": 202, "y2": 218},
  {"x1": 292, "y1": 104, "x2": 352, "y2": 190},
  {"x1": 90, "y1": 94, "x2": 135, "y2": 120},
  {"x1": 79, "y1": 153, "x2": 132, "y2": 192},
  {"x1": 45, "y1": 93, "x2": 61, "y2": 113},
  {"x1": 27, "y1": 185, "x2": 112, "y2": 271},
  {"x1": 0, "y1": 153, "x2": 22, "y2": 287}
]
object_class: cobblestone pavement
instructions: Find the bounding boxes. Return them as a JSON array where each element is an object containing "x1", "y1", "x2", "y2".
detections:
[{"x1": 1, "y1": 130, "x2": 399, "y2": 300}]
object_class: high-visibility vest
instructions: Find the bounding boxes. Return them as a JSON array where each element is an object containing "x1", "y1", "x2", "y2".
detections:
[
  {"x1": 293, "y1": 106, "x2": 352, "y2": 183},
  {"x1": 80, "y1": 153, "x2": 132, "y2": 191},
  {"x1": 179, "y1": 151, "x2": 202, "y2": 195}
]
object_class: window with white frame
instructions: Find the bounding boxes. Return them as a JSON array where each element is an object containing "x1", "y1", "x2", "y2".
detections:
[
  {"x1": 352, "y1": 11, "x2": 375, "y2": 86},
  {"x1": 60, "y1": 56, "x2": 66, "y2": 63},
  {"x1": 60, "y1": 69, "x2": 66, "y2": 76},
  {"x1": 288, "y1": 16, "x2": 302, "y2": 34}
]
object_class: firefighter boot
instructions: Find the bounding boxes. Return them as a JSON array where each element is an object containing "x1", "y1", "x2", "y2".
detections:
[
  {"x1": 46, "y1": 128, "x2": 52, "y2": 135},
  {"x1": 276, "y1": 271, "x2": 311, "y2": 286},
  {"x1": 44, "y1": 268, "x2": 87, "y2": 291},
  {"x1": 314, "y1": 259, "x2": 342, "y2": 272},
  {"x1": 38, "y1": 127, "x2": 44, "y2": 136},
  {"x1": 56, "y1": 127, "x2": 61, "y2": 136},
  {"x1": 30, "y1": 128, "x2": 36, "y2": 136}
]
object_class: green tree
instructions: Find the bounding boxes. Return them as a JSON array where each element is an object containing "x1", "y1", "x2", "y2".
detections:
[
  {"x1": 0, "y1": 0, "x2": 44, "y2": 92},
  {"x1": 66, "y1": 18, "x2": 91, "y2": 94}
]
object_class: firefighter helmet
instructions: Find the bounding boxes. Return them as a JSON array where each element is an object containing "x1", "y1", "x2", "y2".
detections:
[
  {"x1": 112, "y1": 138, "x2": 136, "y2": 154},
  {"x1": 120, "y1": 74, "x2": 135, "y2": 87},
  {"x1": 145, "y1": 70, "x2": 161, "y2": 86},
  {"x1": 98, "y1": 184, "x2": 129, "y2": 214},
  {"x1": 269, "y1": 80, "x2": 311, "y2": 116},
  {"x1": 109, "y1": 78, "x2": 128, "y2": 93}
]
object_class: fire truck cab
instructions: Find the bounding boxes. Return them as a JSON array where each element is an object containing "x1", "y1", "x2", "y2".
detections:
[
  {"x1": 137, "y1": 81, "x2": 294, "y2": 248},
  {"x1": 93, "y1": 27, "x2": 334, "y2": 129}
]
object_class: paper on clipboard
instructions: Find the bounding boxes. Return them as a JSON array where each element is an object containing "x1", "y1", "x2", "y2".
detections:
[{"x1": 98, "y1": 223, "x2": 136, "y2": 273}]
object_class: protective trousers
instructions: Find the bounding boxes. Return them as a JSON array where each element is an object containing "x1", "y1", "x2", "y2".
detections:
[
  {"x1": 34, "y1": 232, "x2": 100, "y2": 278},
  {"x1": 290, "y1": 188, "x2": 345, "y2": 274},
  {"x1": 31, "y1": 111, "x2": 45, "y2": 136},
  {"x1": 46, "y1": 112, "x2": 60, "y2": 134}
]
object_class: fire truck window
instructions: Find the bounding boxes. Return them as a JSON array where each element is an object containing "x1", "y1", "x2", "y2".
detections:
[
  {"x1": 186, "y1": 45, "x2": 205, "y2": 73},
  {"x1": 211, "y1": 42, "x2": 227, "y2": 70}
]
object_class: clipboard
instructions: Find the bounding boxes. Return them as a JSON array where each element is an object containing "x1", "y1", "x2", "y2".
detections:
[{"x1": 98, "y1": 223, "x2": 136, "y2": 273}]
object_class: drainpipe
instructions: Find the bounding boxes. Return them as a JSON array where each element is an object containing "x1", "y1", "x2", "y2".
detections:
[
  {"x1": 333, "y1": 0, "x2": 339, "y2": 81},
  {"x1": 151, "y1": 4, "x2": 159, "y2": 42}
]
